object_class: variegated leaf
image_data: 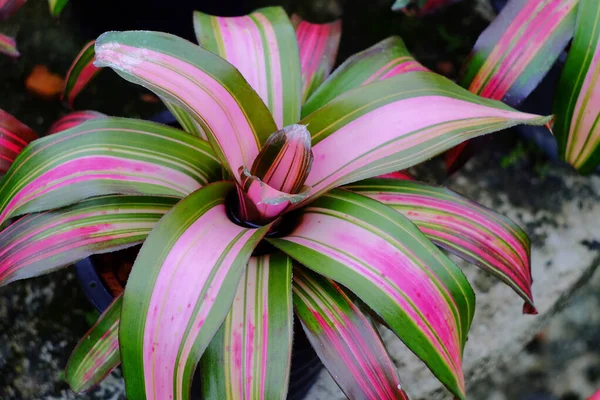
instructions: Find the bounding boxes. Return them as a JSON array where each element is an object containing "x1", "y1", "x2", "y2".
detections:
[
  {"x1": 346, "y1": 178, "x2": 536, "y2": 314},
  {"x1": 392, "y1": 0, "x2": 461, "y2": 15},
  {"x1": 62, "y1": 41, "x2": 102, "y2": 107},
  {"x1": 292, "y1": 15, "x2": 342, "y2": 102},
  {"x1": 269, "y1": 189, "x2": 475, "y2": 399},
  {"x1": 460, "y1": 0, "x2": 578, "y2": 106},
  {"x1": 0, "y1": 117, "x2": 221, "y2": 226},
  {"x1": 0, "y1": 109, "x2": 37, "y2": 174},
  {"x1": 119, "y1": 182, "x2": 270, "y2": 400},
  {"x1": 293, "y1": 267, "x2": 409, "y2": 400},
  {"x1": 200, "y1": 253, "x2": 293, "y2": 399},
  {"x1": 47, "y1": 111, "x2": 106, "y2": 134},
  {"x1": 0, "y1": 33, "x2": 19, "y2": 57},
  {"x1": 66, "y1": 294, "x2": 122, "y2": 392},
  {"x1": 298, "y1": 71, "x2": 551, "y2": 203},
  {"x1": 0, "y1": 195, "x2": 176, "y2": 285},
  {"x1": 302, "y1": 36, "x2": 426, "y2": 117},
  {"x1": 554, "y1": 0, "x2": 600, "y2": 173},
  {"x1": 95, "y1": 31, "x2": 277, "y2": 181},
  {"x1": 193, "y1": 7, "x2": 302, "y2": 128}
]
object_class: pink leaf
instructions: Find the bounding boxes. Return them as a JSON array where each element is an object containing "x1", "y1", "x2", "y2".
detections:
[
  {"x1": 0, "y1": 33, "x2": 19, "y2": 58},
  {"x1": 47, "y1": 111, "x2": 106, "y2": 134},
  {"x1": 0, "y1": 108, "x2": 37, "y2": 174},
  {"x1": 0, "y1": 0, "x2": 26, "y2": 20},
  {"x1": 292, "y1": 15, "x2": 342, "y2": 102}
]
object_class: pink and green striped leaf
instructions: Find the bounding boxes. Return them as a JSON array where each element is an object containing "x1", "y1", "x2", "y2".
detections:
[
  {"x1": 302, "y1": 36, "x2": 426, "y2": 117},
  {"x1": 0, "y1": 0, "x2": 26, "y2": 20},
  {"x1": 48, "y1": 0, "x2": 68, "y2": 16},
  {"x1": 0, "y1": 195, "x2": 176, "y2": 285},
  {"x1": 459, "y1": 0, "x2": 578, "y2": 106},
  {"x1": 554, "y1": 0, "x2": 600, "y2": 173},
  {"x1": 47, "y1": 110, "x2": 105, "y2": 134},
  {"x1": 293, "y1": 267, "x2": 409, "y2": 400},
  {"x1": 200, "y1": 252, "x2": 293, "y2": 399},
  {"x1": 95, "y1": 31, "x2": 277, "y2": 181},
  {"x1": 392, "y1": 0, "x2": 461, "y2": 15},
  {"x1": 292, "y1": 15, "x2": 342, "y2": 103},
  {"x1": 0, "y1": 109, "x2": 37, "y2": 174},
  {"x1": 589, "y1": 389, "x2": 600, "y2": 400},
  {"x1": 0, "y1": 117, "x2": 221, "y2": 226},
  {"x1": 346, "y1": 178, "x2": 536, "y2": 314},
  {"x1": 193, "y1": 7, "x2": 301, "y2": 128},
  {"x1": 299, "y1": 71, "x2": 551, "y2": 202},
  {"x1": 268, "y1": 189, "x2": 475, "y2": 399},
  {"x1": 0, "y1": 33, "x2": 19, "y2": 58},
  {"x1": 119, "y1": 182, "x2": 270, "y2": 400},
  {"x1": 66, "y1": 294, "x2": 122, "y2": 393},
  {"x1": 62, "y1": 41, "x2": 102, "y2": 108}
]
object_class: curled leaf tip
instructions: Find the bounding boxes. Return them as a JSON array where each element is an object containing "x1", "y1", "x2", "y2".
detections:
[
  {"x1": 391, "y1": 0, "x2": 410, "y2": 11},
  {"x1": 523, "y1": 302, "x2": 538, "y2": 315}
]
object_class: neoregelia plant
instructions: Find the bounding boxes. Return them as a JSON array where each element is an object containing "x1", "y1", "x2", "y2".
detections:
[
  {"x1": 444, "y1": 0, "x2": 600, "y2": 174},
  {"x1": 0, "y1": 7, "x2": 551, "y2": 399}
]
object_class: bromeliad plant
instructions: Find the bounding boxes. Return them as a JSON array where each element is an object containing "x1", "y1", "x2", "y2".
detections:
[
  {"x1": 440, "y1": 0, "x2": 600, "y2": 174},
  {"x1": 0, "y1": 7, "x2": 551, "y2": 400}
]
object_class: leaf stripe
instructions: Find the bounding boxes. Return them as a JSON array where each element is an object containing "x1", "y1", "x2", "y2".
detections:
[{"x1": 62, "y1": 41, "x2": 102, "y2": 107}]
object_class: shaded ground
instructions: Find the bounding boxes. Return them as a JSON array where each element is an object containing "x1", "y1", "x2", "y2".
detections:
[{"x1": 0, "y1": 0, "x2": 599, "y2": 399}]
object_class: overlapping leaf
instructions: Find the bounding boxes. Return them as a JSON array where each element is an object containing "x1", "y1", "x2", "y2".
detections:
[
  {"x1": 47, "y1": 111, "x2": 105, "y2": 134},
  {"x1": 269, "y1": 189, "x2": 475, "y2": 399},
  {"x1": 119, "y1": 182, "x2": 270, "y2": 400},
  {"x1": 0, "y1": 117, "x2": 221, "y2": 226},
  {"x1": 0, "y1": 109, "x2": 37, "y2": 174},
  {"x1": 554, "y1": 0, "x2": 600, "y2": 173},
  {"x1": 0, "y1": 0, "x2": 26, "y2": 20},
  {"x1": 302, "y1": 36, "x2": 426, "y2": 117},
  {"x1": 62, "y1": 41, "x2": 102, "y2": 107},
  {"x1": 194, "y1": 7, "x2": 302, "y2": 128},
  {"x1": 0, "y1": 195, "x2": 176, "y2": 285},
  {"x1": 66, "y1": 294, "x2": 122, "y2": 393},
  {"x1": 347, "y1": 178, "x2": 536, "y2": 313},
  {"x1": 293, "y1": 267, "x2": 409, "y2": 400},
  {"x1": 200, "y1": 253, "x2": 293, "y2": 399},
  {"x1": 0, "y1": 33, "x2": 19, "y2": 57},
  {"x1": 292, "y1": 15, "x2": 342, "y2": 102},
  {"x1": 95, "y1": 31, "x2": 277, "y2": 180},
  {"x1": 299, "y1": 71, "x2": 551, "y2": 202}
]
